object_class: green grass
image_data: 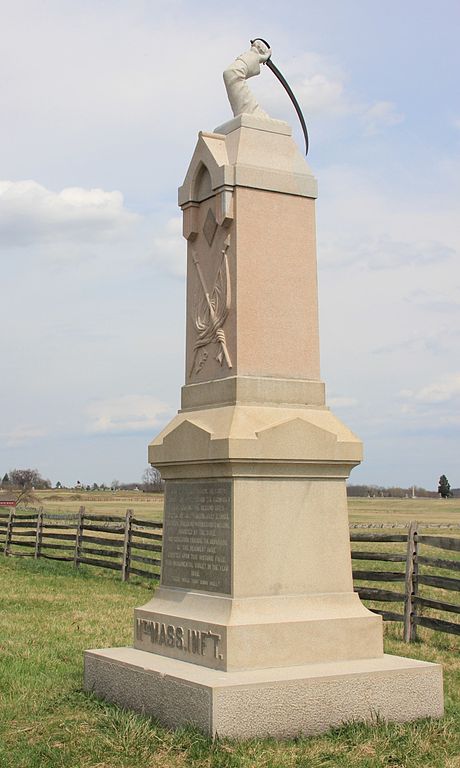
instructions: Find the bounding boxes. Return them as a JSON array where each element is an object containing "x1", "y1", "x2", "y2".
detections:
[{"x1": 0, "y1": 557, "x2": 459, "y2": 768}]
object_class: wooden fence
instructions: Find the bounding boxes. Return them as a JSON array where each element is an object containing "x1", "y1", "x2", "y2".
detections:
[
  {"x1": 351, "y1": 522, "x2": 460, "y2": 641},
  {"x1": 0, "y1": 507, "x2": 162, "y2": 582},
  {"x1": 1, "y1": 510, "x2": 459, "y2": 641}
]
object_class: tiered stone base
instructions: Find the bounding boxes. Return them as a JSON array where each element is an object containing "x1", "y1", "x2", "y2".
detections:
[{"x1": 84, "y1": 648, "x2": 443, "y2": 738}]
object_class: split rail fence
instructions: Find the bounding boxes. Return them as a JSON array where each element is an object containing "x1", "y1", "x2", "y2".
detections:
[
  {"x1": 1, "y1": 509, "x2": 459, "y2": 642},
  {"x1": 0, "y1": 507, "x2": 162, "y2": 582},
  {"x1": 351, "y1": 522, "x2": 460, "y2": 642}
]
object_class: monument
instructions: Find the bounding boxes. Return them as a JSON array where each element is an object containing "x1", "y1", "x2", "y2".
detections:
[{"x1": 84, "y1": 41, "x2": 443, "y2": 737}]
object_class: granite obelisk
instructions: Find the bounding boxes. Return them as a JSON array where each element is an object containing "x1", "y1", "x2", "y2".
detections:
[{"x1": 84, "y1": 43, "x2": 443, "y2": 737}]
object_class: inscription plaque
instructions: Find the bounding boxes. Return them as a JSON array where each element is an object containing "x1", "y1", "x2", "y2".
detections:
[
  {"x1": 136, "y1": 618, "x2": 224, "y2": 662},
  {"x1": 162, "y1": 480, "x2": 232, "y2": 594}
]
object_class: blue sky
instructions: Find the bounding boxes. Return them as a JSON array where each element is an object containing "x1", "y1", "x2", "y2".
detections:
[{"x1": 1, "y1": 0, "x2": 459, "y2": 489}]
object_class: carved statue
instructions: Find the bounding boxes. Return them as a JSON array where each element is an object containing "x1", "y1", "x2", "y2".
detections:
[
  {"x1": 223, "y1": 39, "x2": 310, "y2": 156},
  {"x1": 223, "y1": 40, "x2": 272, "y2": 118}
]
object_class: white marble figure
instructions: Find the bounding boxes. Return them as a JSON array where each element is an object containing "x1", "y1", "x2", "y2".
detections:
[{"x1": 223, "y1": 40, "x2": 272, "y2": 118}]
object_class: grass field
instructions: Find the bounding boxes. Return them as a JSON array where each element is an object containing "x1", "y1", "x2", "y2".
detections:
[
  {"x1": 2, "y1": 492, "x2": 458, "y2": 766},
  {"x1": 0, "y1": 555, "x2": 459, "y2": 768},
  {"x1": 347, "y1": 497, "x2": 460, "y2": 527},
  {"x1": 31, "y1": 490, "x2": 460, "y2": 527},
  {"x1": 32, "y1": 489, "x2": 164, "y2": 522}
]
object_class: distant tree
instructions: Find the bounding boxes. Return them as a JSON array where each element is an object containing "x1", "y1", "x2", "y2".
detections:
[
  {"x1": 1, "y1": 473, "x2": 9, "y2": 486},
  {"x1": 348, "y1": 483, "x2": 438, "y2": 499},
  {"x1": 55, "y1": 481, "x2": 62, "y2": 489},
  {"x1": 142, "y1": 466, "x2": 164, "y2": 493},
  {"x1": 347, "y1": 485, "x2": 368, "y2": 498},
  {"x1": 111, "y1": 479, "x2": 120, "y2": 491},
  {"x1": 92, "y1": 483, "x2": 99, "y2": 491},
  {"x1": 9, "y1": 468, "x2": 51, "y2": 490},
  {"x1": 438, "y1": 475, "x2": 452, "y2": 499}
]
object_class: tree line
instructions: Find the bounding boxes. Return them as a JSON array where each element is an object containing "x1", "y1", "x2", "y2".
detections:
[
  {"x1": 0, "y1": 466, "x2": 164, "y2": 495},
  {"x1": 1, "y1": 469, "x2": 454, "y2": 500},
  {"x1": 347, "y1": 476, "x2": 456, "y2": 499}
]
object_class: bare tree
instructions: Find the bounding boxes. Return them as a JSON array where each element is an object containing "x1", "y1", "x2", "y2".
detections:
[
  {"x1": 142, "y1": 466, "x2": 164, "y2": 493},
  {"x1": 9, "y1": 468, "x2": 51, "y2": 490}
]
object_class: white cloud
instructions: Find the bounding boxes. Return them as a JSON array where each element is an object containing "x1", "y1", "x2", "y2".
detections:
[
  {"x1": 401, "y1": 373, "x2": 460, "y2": 404},
  {"x1": 150, "y1": 217, "x2": 185, "y2": 277},
  {"x1": 86, "y1": 395, "x2": 170, "y2": 435},
  {"x1": 317, "y1": 165, "x2": 459, "y2": 273},
  {"x1": 2, "y1": 425, "x2": 47, "y2": 447},
  {"x1": 0, "y1": 180, "x2": 138, "y2": 246},
  {"x1": 252, "y1": 54, "x2": 403, "y2": 138},
  {"x1": 328, "y1": 396, "x2": 358, "y2": 408},
  {"x1": 320, "y1": 234, "x2": 453, "y2": 271},
  {"x1": 251, "y1": 52, "x2": 349, "y2": 121},
  {"x1": 405, "y1": 288, "x2": 460, "y2": 312},
  {"x1": 373, "y1": 326, "x2": 457, "y2": 357},
  {"x1": 361, "y1": 101, "x2": 404, "y2": 135}
]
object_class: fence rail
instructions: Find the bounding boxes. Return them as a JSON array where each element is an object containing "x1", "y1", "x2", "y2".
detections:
[
  {"x1": 0, "y1": 507, "x2": 161, "y2": 583},
  {"x1": 1, "y1": 512, "x2": 459, "y2": 641},
  {"x1": 351, "y1": 520, "x2": 460, "y2": 641}
]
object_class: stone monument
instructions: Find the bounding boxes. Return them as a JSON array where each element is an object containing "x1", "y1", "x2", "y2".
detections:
[{"x1": 84, "y1": 42, "x2": 443, "y2": 737}]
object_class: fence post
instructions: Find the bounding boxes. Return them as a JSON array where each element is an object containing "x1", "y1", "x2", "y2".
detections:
[
  {"x1": 403, "y1": 520, "x2": 419, "y2": 642},
  {"x1": 74, "y1": 506, "x2": 85, "y2": 568},
  {"x1": 4, "y1": 508, "x2": 15, "y2": 556},
  {"x1": 121, "y1": 508, "x2": 133, "y2": 582},
  {"x1": 34, "y1": 507, "x2": 44, "y2": 559}
]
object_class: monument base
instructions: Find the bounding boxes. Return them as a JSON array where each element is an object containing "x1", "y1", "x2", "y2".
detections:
[{"x1": 84, "y1": 648, "x2": 443, "y2": 738}]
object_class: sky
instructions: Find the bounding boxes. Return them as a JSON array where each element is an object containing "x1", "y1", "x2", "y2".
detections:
[{"x1": 1, "y1": 0, "x2": 459, "y2": 489}]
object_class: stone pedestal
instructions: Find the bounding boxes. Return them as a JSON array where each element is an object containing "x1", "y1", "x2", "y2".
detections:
[{"x1": 84, "y1": 115, "x2": 443, "y2": 736}]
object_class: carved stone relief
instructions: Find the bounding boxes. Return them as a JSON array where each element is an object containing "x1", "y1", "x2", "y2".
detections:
[{"x1": 190, "y1": 230, "x2": 232, "y2": 378}]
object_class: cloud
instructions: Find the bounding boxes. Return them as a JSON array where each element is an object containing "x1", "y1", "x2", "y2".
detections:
[
  {"x1": 320, "y1": 233, "x2": 454, "y2": 271},
  {"x1": 251, "y1": 53, "x2": 403, "y2": 138},
  {"x1": 251, "y1": 52, "x2": 349, "y2": 121},
  {"x1": 373, "y1": 328, "x2": 454, "y2": 357},
  {"x1": 86, "y1": 395, "x2": 170, "y2": 435},
  {"x1": 361, "y1": 101, "x2": 404, "y2": 135},
  {"x1": 405, "y1": 288, "x2": 460, "y2": 312},
  {"x1": 2, "y1": 425, "x2": 47, "y2": 447},
  {"x1": 270, "y1": 54, "x2": 348, "y2": 116},
  {"x1": 0, "y1": 180, "x2": 139, "y2": 246},
  {"x1": 317, "y1": 165, "x2": 458, "y2": 273},
  {"x1": 401, "y1": 373, "x2": 460, "y2": 403},
  {"x1": 150, "y1": 217, "x2": 185, "y2": 277},
  {"x1": 328, "y1": 396, "x2": 358, "y2": 408}
]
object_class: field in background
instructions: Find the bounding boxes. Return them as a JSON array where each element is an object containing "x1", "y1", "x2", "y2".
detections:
[
  {"x1": 33, "y1": 489, "x2": 164, "y2": 522},
  {"x1": 32, "y1": 489, "x2": 460, "y2": 527},
  {"x1": 348, "y1": 497, "x2": 460, "y2": 526}
]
